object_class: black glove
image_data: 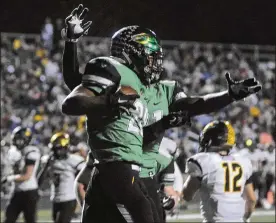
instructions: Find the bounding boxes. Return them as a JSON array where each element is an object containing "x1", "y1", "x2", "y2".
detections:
[
  {"x1": 158, "y1": 185, "x2": 175, "y2": 210},
  {"x1": 226, "y1": 72, "x2": 262, "y2": 101},
  {"x1": 61, "y1": 4, "x2": 92, "y2": 42},
  {"x1": 162, "y1": 111, "x2": 191, "y2": 129},
  {"x1": 105, "y1": 85, "x2": 140, "y2": 117}
]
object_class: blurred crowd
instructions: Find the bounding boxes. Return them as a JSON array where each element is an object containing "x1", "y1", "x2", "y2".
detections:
[{"x1": 1, "y1": 19, "x2": 275, "y2": 204}]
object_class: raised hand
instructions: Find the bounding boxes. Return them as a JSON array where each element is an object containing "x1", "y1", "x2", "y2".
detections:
[{"x1": 61, "y1": 4, "x2": 92, "y2": 42}]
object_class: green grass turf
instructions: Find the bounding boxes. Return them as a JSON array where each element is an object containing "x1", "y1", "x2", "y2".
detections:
[{"x1": 1, "y1": 209, "x2": 275, "y2": 222}]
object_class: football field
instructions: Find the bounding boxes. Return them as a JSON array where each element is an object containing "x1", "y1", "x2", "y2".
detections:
[{"x1": 1, "y1": 209, "x2": 275, "y2": 222}]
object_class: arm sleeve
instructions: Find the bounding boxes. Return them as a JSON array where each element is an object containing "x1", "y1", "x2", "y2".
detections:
[
  {"x1": 185, "y1": 157, "x2": 203, "y2": 177},
  {"x1": 25, "y1": 151, "x2": 40, "y2": 166},
  {"x1": 62, "y1": 42, "x2": 82, "y2": 91},
  {"x1": 81, "y1": 58, "x2": 121, "y2": 95},
  {"x1": 170, "y1": 91, "x2": 233, "y2": 116}
]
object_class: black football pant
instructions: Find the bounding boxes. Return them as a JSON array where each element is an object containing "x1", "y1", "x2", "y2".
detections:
[
  {"x1": 5, "y1": 189, "x2": 39, "y2": 223},
  {"x1": 52, "y1": 199, "x2": 77, "y2": 223},
  {"x1": 83, "y1": 161, "x2": 160, "y2": 223},
  {"x1": 141, "y1": 176, "x2": 165, "y2": 222}
]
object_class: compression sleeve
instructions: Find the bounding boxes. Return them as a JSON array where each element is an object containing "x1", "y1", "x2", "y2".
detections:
[{"x1": 62, "y1": 42, "x2": 82, "y2": 91}]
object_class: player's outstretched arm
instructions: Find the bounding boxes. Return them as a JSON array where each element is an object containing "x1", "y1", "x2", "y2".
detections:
[
  {"x1": 171, "y1": 72, "x2": 262, "y2": 116},
  {"x1": 61, "y1": 4, "x2": 92, "y2": 91}
]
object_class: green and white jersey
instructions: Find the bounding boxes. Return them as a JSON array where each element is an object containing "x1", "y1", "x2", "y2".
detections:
[
  {"x1": 139, "y1": 81, "x2": 187, "y2": 178},
  {"x1": 82, "y1": 57, "x2": 149, "y2": 165}
]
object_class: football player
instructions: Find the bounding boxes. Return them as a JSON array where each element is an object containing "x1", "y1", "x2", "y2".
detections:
[
  {"x1": 1, "y1": 127, "x2": 41, "y2": 223},
  {"x1": 37, "y1": 132, "x2": 85, "y2": 223},
  {"x1": 183, "y1": 121, "x2": 256, "y2": 222},
  {"x1": 61, "y1": 4, "x2": 261, "y2": 222}
]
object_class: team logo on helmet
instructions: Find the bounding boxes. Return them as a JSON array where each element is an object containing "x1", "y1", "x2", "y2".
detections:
[{"x1": 131, "y1": 33, "x2": 161, "y2": 52}]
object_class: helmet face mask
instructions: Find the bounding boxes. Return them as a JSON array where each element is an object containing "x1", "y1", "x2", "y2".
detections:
[
  {"x1": 53, "y1": 145, "x2": 69, "y2": 159},
  {"x1": 111, "y1": 26, "x2": 164, "y2": 84},
  {"x1": 49, "y1": 132, "x2": 70, "y2": 160},
  {"x1": 11, "y1": 127, "x2": 32, "y2": 150}
]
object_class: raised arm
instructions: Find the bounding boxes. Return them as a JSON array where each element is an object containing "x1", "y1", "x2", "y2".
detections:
[
  {"x1": 61, "y1": 4, "x2": 92, "y2": 91},
  {"x1": 62, "y1": 42, "x2": 82, "y2": 91}
]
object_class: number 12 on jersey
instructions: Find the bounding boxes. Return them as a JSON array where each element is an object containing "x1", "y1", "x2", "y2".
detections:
[{"x1": 222, "y1": 162, "x2": 243, "y2": 192}]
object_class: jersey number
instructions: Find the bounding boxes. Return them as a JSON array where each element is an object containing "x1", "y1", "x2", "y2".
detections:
[
  {"x1": 222, "y1": 162, "x2": 243, "y2": 192},
  {"x1": 128, "y1": 100, "x2": 148, "y2": 136}
]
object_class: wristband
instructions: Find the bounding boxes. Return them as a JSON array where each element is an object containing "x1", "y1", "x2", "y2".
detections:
[
  {"x1": 7, "y1": 175, "x2": 19, "y2": 182},
  {"x1": 61, "y1": 29, "x2": 79, "y2": 43}
]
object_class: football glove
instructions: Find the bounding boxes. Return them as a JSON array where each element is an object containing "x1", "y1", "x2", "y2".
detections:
[
  {"x1": 1, "y1": 175, "x2": 17, "y2": 184},
  {"x1": 105, "y1": 85, "x2": 140, "y2": 117},
  {"x1": 61, "y1": 4, "x2": 92, "y2": 42},
  {"x1": 162, "y1": 111, "x2": 191, "y2": 129},
  {"x1": 158, "y1": 185, "x2": 175, "y2": 210},
  {"x1": 226, "y1": 72, "x2": 262, "y2": 101}
]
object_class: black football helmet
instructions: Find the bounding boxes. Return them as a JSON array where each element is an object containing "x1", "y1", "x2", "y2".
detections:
[
  {"x1": 11, "y1": 126, "x2": 32, "y2": 150},
  {"x1": 199, "y1": 120, "x2": 236, "y2": 152},
  {"x1": 111, "y1": 25, "x2": 164, "y2": 84},
  {"x1": 49, "y1": 132, "x2": 70, "y2": 159}
]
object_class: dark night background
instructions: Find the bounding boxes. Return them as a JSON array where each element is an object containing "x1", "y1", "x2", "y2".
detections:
[{"x1": 1, "y1": 0, "x2": 276, "y2": 45}]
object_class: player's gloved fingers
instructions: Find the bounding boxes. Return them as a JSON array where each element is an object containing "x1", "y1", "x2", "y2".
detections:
[
  {"x1": 225, "y1": 72, "x2": 234, "y2": 84},
  {"x1": 248, "y1": 84, "x2": 262, "y2": 93},
  {"x1": 65, "y1": 14, "x2": 73, "y2": 24},
  {"x1": 71, "y1": 8, "x2": 78, "y2": 17},
  {"x1": 79, "y1": 7, "x2": 89, "y2": 20},
  {"x1": 83, "y1": 27, "x2": 90, "y2": 35},
  {"x1": 82, "y1": 21, "x2": 92, "y2": 30},
  {"x1": 76, "y1": 4, "x2": 84, "y2": 17}
]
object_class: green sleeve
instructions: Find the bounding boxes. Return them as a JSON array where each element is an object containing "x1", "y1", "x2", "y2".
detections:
[{"x1": 155, "y1": 153, "x2": 173, "y2": 174}]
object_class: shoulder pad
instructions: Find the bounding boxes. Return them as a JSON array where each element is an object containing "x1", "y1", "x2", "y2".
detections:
[
  {"x1": 24, "y1": 146, "x2": 40, "y2": 157},
  {"x1": 82, "y1": 57, "x2": 122, "y2": 89},
  {"x1": 186, "y1": 153, "x2": 209, "y2": 177}
]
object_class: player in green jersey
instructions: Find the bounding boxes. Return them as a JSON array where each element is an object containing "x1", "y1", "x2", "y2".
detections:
[
  {"x1": 61, "y1": 5, "x2": 170, "y2": 223},
  {"x1": 61, "y1": 5, "x2": 262, "y2": 223}
]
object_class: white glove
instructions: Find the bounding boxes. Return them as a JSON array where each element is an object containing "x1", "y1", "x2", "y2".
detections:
[
  {"x1": 1, "y1": 175, "x2": 18, "y2": 184},
  {"x1": 61, "y1": 4, "x2": 92, "y2": 42}
]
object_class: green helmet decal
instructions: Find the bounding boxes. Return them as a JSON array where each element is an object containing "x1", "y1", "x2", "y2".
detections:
[{"x1": 132, "y1": 33, "x2": 160, "y2": 52}]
